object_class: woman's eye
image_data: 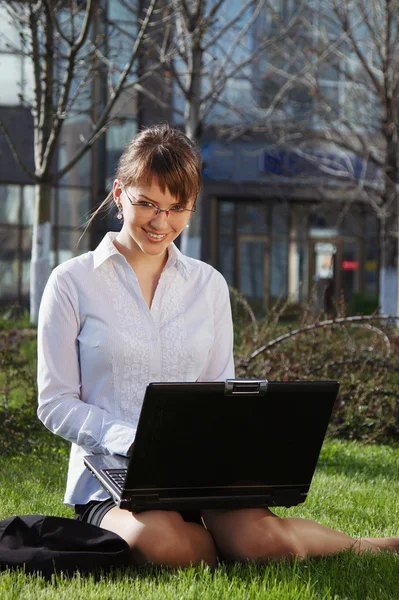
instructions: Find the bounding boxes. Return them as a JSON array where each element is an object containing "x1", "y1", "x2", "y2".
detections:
[{"x1": 171, "y1": 205, "x2": 184, "y2": 212}]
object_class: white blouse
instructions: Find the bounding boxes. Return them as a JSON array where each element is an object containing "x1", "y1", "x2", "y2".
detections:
[{"x1": 37, "y1": 232, "x2": 235, "y2": 506}]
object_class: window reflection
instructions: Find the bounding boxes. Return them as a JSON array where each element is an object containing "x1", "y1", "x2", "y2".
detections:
[
  {"x1": 58, "y1": 229, "x2": 88, "y2": 263},
  {"x1": 58, "y1": 188, "x2": 90, "y2": 227},
  {"x1": 0, "y1": 185, "x2": 20, "y2": 224},
  {"x1": 22, "y1": 186, "x2": 35, "y2": 226},
  {"x1": 0, "y1": 54, "x2": 22, "y2": 104},
  {"x1": 270, "y1": 238, "x2": 288, "y2": 303},
  {"x1": 218, "y1": 202, "x2": 235, "y2": 286},
  {"x1": 237, "y1": 203, "x2": 267, "y2": 234},
  {"x1": 272, "y1": 202, "x2": 289, "y2": 235},
  {"x1": 239, "y1": 239, "x2": 265, "y2": 317},
  {"x1": 106, "y1": 119, "x2": 137, "y2": 179}
]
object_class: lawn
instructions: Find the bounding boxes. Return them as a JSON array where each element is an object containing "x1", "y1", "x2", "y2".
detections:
[{"x1": 1, "y1": 439, "x2": 399, "y2": 599}]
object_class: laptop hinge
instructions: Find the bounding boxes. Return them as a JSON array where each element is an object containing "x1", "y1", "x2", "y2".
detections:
[{"x1": 225, "y1": 379, "x2": 268, "y2": 395}]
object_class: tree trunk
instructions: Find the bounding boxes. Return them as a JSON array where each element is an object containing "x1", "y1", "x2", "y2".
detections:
[
  {"x1": 30, "y1": 181, "x2": 52, "y2": 324},
  {"x1": 379, "y1": 100, "x2": 398, "y2": 318},
  {"x1": 180, "y1": 48, "x2": 202, "y2": 258}
]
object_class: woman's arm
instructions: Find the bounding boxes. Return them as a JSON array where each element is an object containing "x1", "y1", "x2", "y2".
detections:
[
  {"x1": 37, "y1": 268, "x2": 135, "y2": 456},
  {"x1": 197, "y1": 273, "x2": 235, "y2": 382}
]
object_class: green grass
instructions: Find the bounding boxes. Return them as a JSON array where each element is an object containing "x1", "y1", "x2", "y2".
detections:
[{"x1": 1, "y1": 440, "x2": 399, "y2": 599}]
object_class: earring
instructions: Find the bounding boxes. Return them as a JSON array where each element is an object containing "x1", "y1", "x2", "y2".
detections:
[{"x1": 117, "y1": 204, "x2": 123, "y2": 220}]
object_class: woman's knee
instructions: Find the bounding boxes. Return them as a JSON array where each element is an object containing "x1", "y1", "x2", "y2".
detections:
[
  {"x1": 147, "y1": 519, "x2": 217, "y2": 567},
  {"x1": 106, "y1": 509, "x2": 217, "y2": 568},
  {"x1": 207, "y1": 513, "x2": 305, "y2": 563},
  {"x1": 243, "y1": 518, "x2": 306, "y2": 561}
]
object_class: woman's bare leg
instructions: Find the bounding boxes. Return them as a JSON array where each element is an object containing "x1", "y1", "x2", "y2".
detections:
[
  {"x1": 201, "y1": 508, "x2": 399, "y2": 562},
  {"x1": 101, "y1": 506, "x2": 217, "y2": 567}
]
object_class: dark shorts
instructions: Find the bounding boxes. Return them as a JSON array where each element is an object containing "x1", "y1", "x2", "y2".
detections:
[{"x1": 74, "y1": 499, "x2": 203, "y2": 528}]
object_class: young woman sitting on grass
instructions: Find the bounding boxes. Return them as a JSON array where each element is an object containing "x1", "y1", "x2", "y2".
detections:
[{"x1": 37, "y1": 123, "x2": 399, "y2": 568}]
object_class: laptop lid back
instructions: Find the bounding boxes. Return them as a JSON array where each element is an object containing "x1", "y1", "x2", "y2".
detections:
[{"x1": 123, "y1": 380, "x2": 338, "y2": 499}]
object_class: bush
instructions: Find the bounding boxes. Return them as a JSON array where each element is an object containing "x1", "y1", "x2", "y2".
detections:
[
  {"x1": 1, "y1": 294, "x2": 399, "y2": 453},
  {"x1": 231, "y1": 289, "x2": 399, "y2": 445},
  {"x1": 347, "y1": 292, "x2": 379, "y2": 316},
  {"x1": 0, "y1": 327, "x2": 68, "y2": 456}
]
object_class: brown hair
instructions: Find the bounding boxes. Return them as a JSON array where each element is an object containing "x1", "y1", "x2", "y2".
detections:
[{"x1": 81, "y1": 123, "x2": 202, "y2": 238}]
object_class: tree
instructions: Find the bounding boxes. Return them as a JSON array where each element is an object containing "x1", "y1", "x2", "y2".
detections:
[
  {"x1": 148, "y1": 0, "x2": 302, "y2": 257},
  {"x1": 266, "y1": 0, "x2": 399, "y2": 316},
  {"x1": 0, "y1": 0, "x2": 163, "y2": 323}
]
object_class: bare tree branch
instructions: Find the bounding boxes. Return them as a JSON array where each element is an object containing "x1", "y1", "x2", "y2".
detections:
[
  {"x1": 40, "y1": 0, "x2": 94, "y2": 174},
  {"x1": 240, "y1": 314, "x2": 398, "y2": 369},
  {"x1": 53, "y1": 0, "x2": 158, "y2": 182}
]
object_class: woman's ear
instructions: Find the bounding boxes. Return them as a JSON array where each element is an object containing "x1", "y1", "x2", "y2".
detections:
[{"x1": 113, "y1": 179, "x2": 122, "y2": 203}]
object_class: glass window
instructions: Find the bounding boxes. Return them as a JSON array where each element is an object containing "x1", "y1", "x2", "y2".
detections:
[
  {"x1": 286, "y1": 84, "x2": 313, "y2": 119},
  {"x1": 0, "y1": 258, "x2": 19, "y2": 298},
  {"x1": 0, "y1": 224, "x2": 18, "y2": 251},
  {"x1": 0, "y1": 53, "x2": 23, "y2": 104},
  {"x1": 107, "y1": 26, "x2": 139, "y2": 82},
  {"x1": 218, "y1": 202, "x2": 235, "y2": 286},
  {"x1": 219, "y1": 201, "x2": 235, "y2": 234},
  {"x1": 58, "y1": 119, "x2": 92, "y2": 187},
  {"x1": 107, "y1": 120, "x2": 137, "y2": 151},
  {"x1": 343, "y1": 83, "x2": 370, "y2": 127},
  {"x1": 0, "y1": 6, "x2": 21, "y2": 52},
  {"x1": 270, "y1": 238, "x2": 288, "y2": 302},
  {"x1": 342, "y1": 240, "x2": 360, "y2": 301},
  {"x1": 0, "y1": 185, "x2": 20, "y2": 224},
  {"x1": 21, "y1": 227, "x2": 32, "y2": 296},
  {"x1": 57, "y1": 229, "x2": 88, "y2": 264},
  {"x1": 21, "y1": 259, "x2": 31, "y2": 297},
  {"x1": 237, "y1": 203, "x2": 267, "y2": 234},
  {"x1": 239, "y1": 239, "x2": 265, "y2": 317},
  {"x1": 106, "y1": 119, "x2": 137, "y2": 180},
  {"x1": 22, "y1": 186, "x2": 35, "y2": 226},
  {"x1": 365, "y1": 211, "x2": 378, "y2": 237},
  {"x1": 22, "y1": 56, "x2": 34, "y2": 105},
  {"x1": 108, "y1": 1, "x2": 137, "y2": 22},
  {"x1": 364, "y1": 251, "x2": 378, "y2": 295},
  {"x1": 0, "y1": 225, "x2": 19, "y2": 298},
  {"x1": 272, "y1": 203, "x2": 289, "y2": 234},
  {"x1": 342, "y1": 210, "x2": 362, "y2": 238},
  {"x1": 317, "y1": 0, "x2": 342, "y2": 37},
  {"x1": 218, "y1": 239, "x2": 234, "y2": 287},
  {"x1": 364, "y1": 212, "x2": 378, "y2": 296},
  {"x1": 58, "y1": 188, "x2": 90, "y2": 227}
]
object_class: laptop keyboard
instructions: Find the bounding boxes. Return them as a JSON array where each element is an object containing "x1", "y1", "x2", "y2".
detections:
[{"x1": 104, "y1": 468, "x2": 127, "y2": 490}]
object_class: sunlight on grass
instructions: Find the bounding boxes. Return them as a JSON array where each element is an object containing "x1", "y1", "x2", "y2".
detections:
[{"x1": 1, "y1": 440, "x2": 399, "y2": 599}]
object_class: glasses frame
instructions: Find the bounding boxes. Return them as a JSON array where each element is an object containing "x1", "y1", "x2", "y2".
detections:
[{"x1": 123, "y1": 187, "x2": 196, "y2": 218}]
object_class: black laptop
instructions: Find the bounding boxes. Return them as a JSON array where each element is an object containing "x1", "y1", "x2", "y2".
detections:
[{"x1": 84, "y1": 379, "x2": 339, "y2": 512}]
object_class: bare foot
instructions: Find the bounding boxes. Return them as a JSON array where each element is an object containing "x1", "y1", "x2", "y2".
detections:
[{"x1": 359, "y1": 537, "x2": 399, "y2": 553}]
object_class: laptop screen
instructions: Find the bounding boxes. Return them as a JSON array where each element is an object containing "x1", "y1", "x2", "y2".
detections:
[{"x1": 125, "y1": 381, "x2": 338, "y2": 491}]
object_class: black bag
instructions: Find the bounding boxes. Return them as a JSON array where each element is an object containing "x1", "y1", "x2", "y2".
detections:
[{"x1": 0, "y1": 515, "x2": 131, "y2": 578}]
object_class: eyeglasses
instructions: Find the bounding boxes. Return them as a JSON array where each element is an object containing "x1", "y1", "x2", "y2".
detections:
[{"x1": 124, "y1": 188, "x2": 196, "y2": 221}]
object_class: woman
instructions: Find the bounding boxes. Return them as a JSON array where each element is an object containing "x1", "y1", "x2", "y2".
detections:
[{"x1": 37, "y1": 123, "x2": 399, "y2": 568}]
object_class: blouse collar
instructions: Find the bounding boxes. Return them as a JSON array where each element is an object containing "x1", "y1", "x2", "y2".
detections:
[{"x1": 93, "y1": 231, "x2": 194, "y2": 280}]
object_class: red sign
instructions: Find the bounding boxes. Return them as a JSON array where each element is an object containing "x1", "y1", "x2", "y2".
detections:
[{"x1": 342, "y1": 261, "x2": 359, "y2": 271}]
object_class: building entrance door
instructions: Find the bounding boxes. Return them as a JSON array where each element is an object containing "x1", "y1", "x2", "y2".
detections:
[
  {"x1": 238, "y1": 235, "x2": 269, "y2": 317},
  {"x1": 308, "y1": 238, "x2": 361, "y2": 312}
]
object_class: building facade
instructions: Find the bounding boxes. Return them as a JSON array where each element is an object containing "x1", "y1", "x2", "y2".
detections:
[{"x1": 0, "y1": 0, "x2": 381, "y2": 317}]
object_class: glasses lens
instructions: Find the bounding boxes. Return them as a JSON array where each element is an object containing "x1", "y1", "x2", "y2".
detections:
[{"x1": 136, "y1": 205, "x2": 189, "y2": 221}]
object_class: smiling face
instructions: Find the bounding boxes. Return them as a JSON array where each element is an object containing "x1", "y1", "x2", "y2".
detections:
[{"x1": 113, "y1": 179, "x2": 194, "y2": 264}]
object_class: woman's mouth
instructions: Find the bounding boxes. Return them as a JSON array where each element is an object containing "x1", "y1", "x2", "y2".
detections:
[{"x1": 143, "y1": 228, "x2": 168, "y2": 242}]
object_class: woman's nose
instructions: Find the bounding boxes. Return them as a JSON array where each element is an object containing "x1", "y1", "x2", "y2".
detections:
[{"x1": 150, "y1": 209, "x2": 170, "y2": 227}]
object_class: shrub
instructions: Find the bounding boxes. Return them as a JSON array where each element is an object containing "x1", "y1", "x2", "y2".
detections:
[
  {"x1": 230, "y1": 289, "x2": 399, "y2": 445},
  {"x1": 0, "y1": 327, "x2": 68, "y2": 456},
  {"x1": 1, "y1": 293, "x2": 399, "y2": 453},
  {"x1": 347, "y1": 293, "x2": 379, "y2": 316}
]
